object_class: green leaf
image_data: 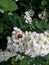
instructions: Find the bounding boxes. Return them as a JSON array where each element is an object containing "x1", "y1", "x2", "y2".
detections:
[
  {"x1": 41, "y1": 0, "x2": 47, "y2": 6},
  {"x1": 33, "y1": 20, "x2": 44, "y2": 31},
  {"x1": 45, "y1": 24, "x2": 49, "y2": 30},
  {"x1": 20, "y1": 56, "x2": 30, "y2": 65},
  {"x1": 0, "y1": 0, "x2": 18, "y2": 11},
  {"x1": 35, "y1": 21, "x2": 43, "y2": 29},
  {"x1": 8, "y1": 0, "x2": 18, "y2": 11},
  {"x1": 32, "y1": 19, "x2": 49, "y2": 32}
]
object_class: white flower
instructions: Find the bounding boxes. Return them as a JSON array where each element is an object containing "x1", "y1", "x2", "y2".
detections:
[
  {"x1": 28, "y1": 9, "x2": 34, "y2": 17},
  {"x1": 7, "y1": 37, "x2": 11, "y2": 43},
  {"x1": 15, "y1": 55, "x2": 24, "y2": 61},
  {"x1": 0, "y1": 9, "x2": 4, "y2": 13},
  {"x1": 12, "y1": 31, "x2": 16, "y2": 35},
  {"x1": 15, "y1": 0, "x2": 18, "y2": 1},
  {"x1": 40, "y1": 49, "x2": 49, "y2": 56},
  {"x1": 8, "y1": 12, "x2": 13, "y2": 15},
  {"x1": 38, "y1": 9, "x2": 48, "y2": 22},
  {"x1": 25, "y1": 11, "x2": 29, "y2": 16},
  {"x1": 14, "y1": 27, "x2": 19, "y2": 31},
  {"x1": 24, "y1": 10, "x2": 33, "y2": 24},
  {"x1": 25, "y1": 49, "x2": 31, "y2": 55},
  {"x1": 16, "y1": 55, "x2": 22, "y2": 61}
]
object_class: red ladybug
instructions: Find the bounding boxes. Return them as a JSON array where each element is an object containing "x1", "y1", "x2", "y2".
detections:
[{"x1": 18, "y1": 34, "x2": 22, "y2": 38}]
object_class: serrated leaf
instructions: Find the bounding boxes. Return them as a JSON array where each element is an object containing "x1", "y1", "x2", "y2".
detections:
[
  {"x1": 31, "y1": 18, "x2": 49, "y2": 32},
  {"x1": 0, "y1": 0, "x2": 18, "y2": 11},
  {"x1": 45, "y1": 24, "x2": 49, "y2": 30},
  {"x1": 8, "y1": 0, "x2": 18, "y2": 11},
  {"x1": 35, "y1": 21, "x2": 44, "y2": 29}
]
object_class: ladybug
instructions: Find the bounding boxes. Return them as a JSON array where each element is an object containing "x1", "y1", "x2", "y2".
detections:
[{"x1": 18, "y1": 34, "x2": 22, "y2": 38}]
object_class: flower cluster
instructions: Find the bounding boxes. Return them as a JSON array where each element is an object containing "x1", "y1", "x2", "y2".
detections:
[
  {"x1": 0, "y1": 50, "x2": 24, "y2": 62},
  {"x1": 0, "y1": 27, "x2": 49, "y2": 62},
  {"x1": 7, "y1": 27, "x2": 49, "y2": 57},
  {"x1": 38, "y1": 9, "x2": 48, "y2": 22},
  {"x1": 24, "y1": 9, "x2": 48, "y2": 24},
  {"x1": 24, "y1": 9, "x2": 34, "y2": 24},
  {"x1": 0, "y1": 50, "x2": 17, "y2": 62}
]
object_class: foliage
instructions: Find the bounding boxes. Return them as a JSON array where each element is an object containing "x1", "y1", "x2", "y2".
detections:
[
  {"x1": 0, "y1": 0, "x2": 18, "y2": 11},
  {"x1": 32, "y1": 19, "x2": 49, "y2": 32},
  {"x1": 19, "y1": 56, "x2": 30, "y2": 65}
]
